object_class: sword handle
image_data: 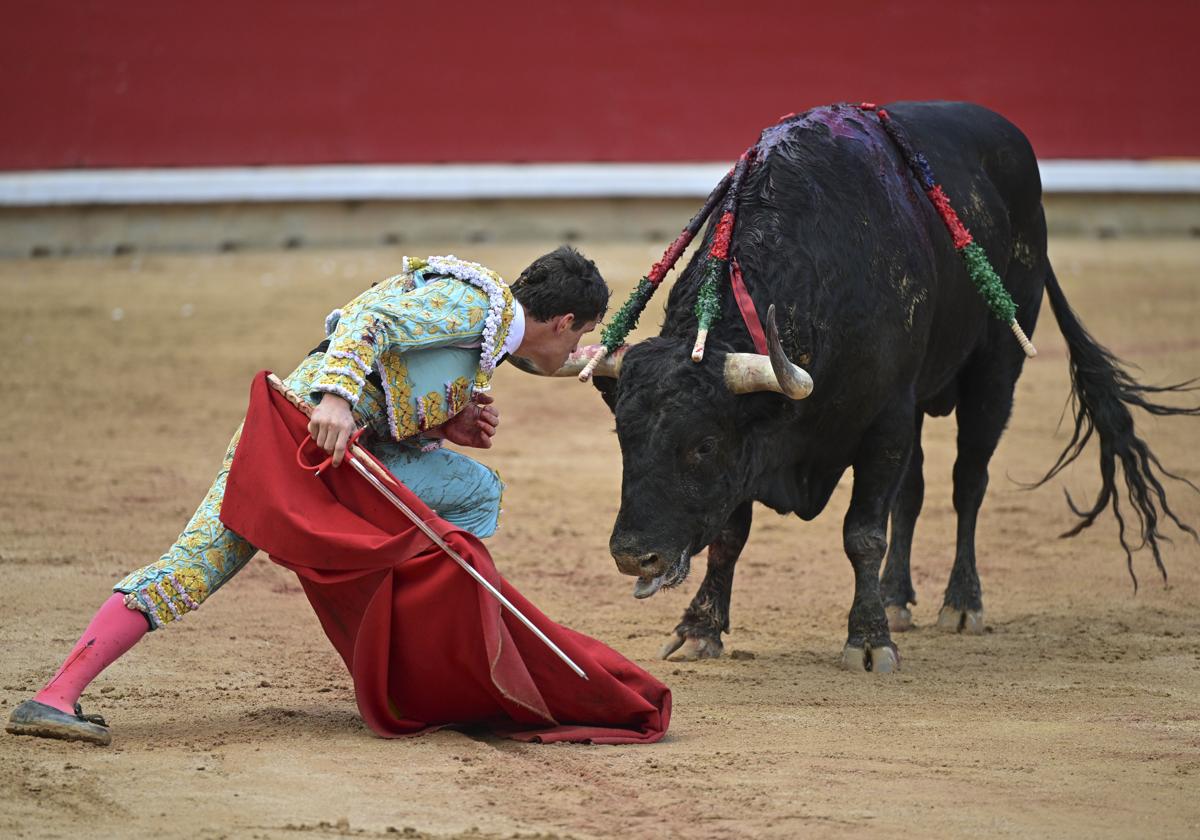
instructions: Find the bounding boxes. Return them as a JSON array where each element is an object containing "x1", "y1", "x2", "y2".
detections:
[{"x1": 266, "y1": 374, "x2": 399, "y2": 488}]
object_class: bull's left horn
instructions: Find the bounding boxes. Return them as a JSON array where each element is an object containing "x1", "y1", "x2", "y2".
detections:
[
  {"x1": 508, "y1": 344, "x2": 627, "y2": 378},
  {"x1": 723, "y1": 305, "x2": 813, "y2": 399}
]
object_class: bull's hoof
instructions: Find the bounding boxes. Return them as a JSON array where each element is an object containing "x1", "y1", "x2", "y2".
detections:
[
  {"x1": 660, "y1": 633, "x2": 724, "y2": 661},
  {"x1": 936, "y1": 605, "x2": 985, "y2": 635},
  {"x1": 839, "y1": 643, "x2": 900, "y2": 674},
  {"x1": 886, "y1": 605, "x2": 914, "y2": 632}
]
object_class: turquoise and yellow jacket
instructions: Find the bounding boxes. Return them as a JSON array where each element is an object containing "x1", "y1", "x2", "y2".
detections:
[{"x1": 311, "y1": 256, "x2": 517, "y2": 441}]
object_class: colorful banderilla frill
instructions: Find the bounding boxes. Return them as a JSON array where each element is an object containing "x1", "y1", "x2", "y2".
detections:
[
  {"x1": 691, "y1": 150, "x2": 755, "y2": 361},
  {"x1": 577, "y1": 168, "x2": 733, "y2": 380},
  {"x1": 859, "y1": 103, "x2": 1037, "y2": 358}
]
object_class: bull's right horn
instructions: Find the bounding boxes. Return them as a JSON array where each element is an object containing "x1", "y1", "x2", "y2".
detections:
[{"x1": 723, "y1": 305, "x2": 813, "y2": 399}]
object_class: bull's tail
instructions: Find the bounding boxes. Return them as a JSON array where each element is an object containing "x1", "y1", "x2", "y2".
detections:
[{"x1": 1037, "y1": 270, "x2": 1200, "y2": 587}]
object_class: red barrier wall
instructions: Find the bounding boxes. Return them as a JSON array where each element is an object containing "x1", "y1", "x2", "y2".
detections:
[{"x1": 2, "y1": 1, "x2": 1196, "y2": 170}]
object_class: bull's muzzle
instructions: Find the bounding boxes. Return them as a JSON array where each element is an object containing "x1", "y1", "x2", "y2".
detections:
[
  {"x1": 610, "y1": 533, "x2": 668, "y2": 578},
  {"x1": 612, "y1": 550, "x2": 665, "y2": 578}
]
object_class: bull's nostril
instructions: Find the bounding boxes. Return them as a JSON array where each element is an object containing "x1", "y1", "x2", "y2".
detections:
[{"x1": 611, "y1": 543, "x2": 665, "y2": 578}]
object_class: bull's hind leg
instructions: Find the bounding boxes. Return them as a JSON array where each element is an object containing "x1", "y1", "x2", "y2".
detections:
[
  {"x1": 661, "y1": 501, "x2": 752, "y2": 661},
  {"x1": 841, "y1": 403, "x2": 913, "y2": 673},
  {"x1": 939, "y1": 359, "x2": 1021, "y2": 634},
  {"x1": 880, "y1": 414, "x2": 925, "y2": 631}
]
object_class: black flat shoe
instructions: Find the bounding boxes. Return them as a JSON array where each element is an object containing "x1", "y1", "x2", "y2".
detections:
[
  {"x1": 74, "y1": 702, "x2": 107, "y2": 727},
  {"x1": 6, "y1": 699, "x2": 112, "y2": 746}
]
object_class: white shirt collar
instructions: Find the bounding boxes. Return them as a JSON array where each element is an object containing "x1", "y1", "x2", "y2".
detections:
[{"x1": 502, "y1": 300, "x2": 526, "y2": 357}]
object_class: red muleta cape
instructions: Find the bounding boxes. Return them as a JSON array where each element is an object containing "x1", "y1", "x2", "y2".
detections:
[{"x1": 219, "y1": 372, "x2": 670, "y2": 744}]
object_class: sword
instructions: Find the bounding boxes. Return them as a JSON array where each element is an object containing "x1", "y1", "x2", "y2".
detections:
[{"x1": 267, "y1": 373, "x2": 589, "y2": 681}]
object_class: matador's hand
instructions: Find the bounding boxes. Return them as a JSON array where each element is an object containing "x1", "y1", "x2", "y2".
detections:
[
  {"x1": 441, "y1": 393, "x2": 499, "y2": 449},
  {"x1": 309, "y1": 393, "x2": 358, "y2": 466}
]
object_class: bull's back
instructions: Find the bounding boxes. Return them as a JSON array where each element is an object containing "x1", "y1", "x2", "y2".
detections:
[
  {"x1": 663, "y1": 101, "x2": 1047, "y2": 431},
  {"x1": 887, "y1": 101, "x2": 1042, "y2": 208},
  {"x1": 884, "y1": 101, "x2": 1048, "y2": 402}
]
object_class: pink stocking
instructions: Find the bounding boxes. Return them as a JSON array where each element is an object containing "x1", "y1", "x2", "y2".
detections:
[{"x1": 34, "y1": 593, "x2": 149, "y2": 714}]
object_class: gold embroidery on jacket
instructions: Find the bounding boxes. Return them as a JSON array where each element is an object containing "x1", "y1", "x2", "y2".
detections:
[
  {"x1": 417, "y1": 391, "x2": 449, "y2": 431},
  {"x1": 446, "y1": 377, "x2": 472, "y2": 416}
]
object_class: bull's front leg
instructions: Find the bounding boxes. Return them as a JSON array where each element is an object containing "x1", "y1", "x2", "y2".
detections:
[
  {"x1": 840, "y1": 408, "x2": 913, "y2": 674},
  {"x1": 660, "y1": 501, "x2": 753, "y2": 661}
]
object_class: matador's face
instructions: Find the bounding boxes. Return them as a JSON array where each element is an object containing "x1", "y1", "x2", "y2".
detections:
[{"x1": 515, "y1": 315, "x2": 597, "y2": 375}]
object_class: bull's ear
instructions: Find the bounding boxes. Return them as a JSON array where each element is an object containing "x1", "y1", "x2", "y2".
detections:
[{"x1": 592, "y1": 375, "x2": 619, "y2": 414}]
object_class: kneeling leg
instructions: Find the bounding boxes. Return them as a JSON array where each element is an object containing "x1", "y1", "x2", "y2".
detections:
[{"x1": 374, "y1": 443, "x2": 504, "y2": 539}]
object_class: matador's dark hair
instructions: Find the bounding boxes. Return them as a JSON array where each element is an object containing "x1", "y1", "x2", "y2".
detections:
[{"x1": 511, "y1": 246, "x2": 609, "y2": 328}]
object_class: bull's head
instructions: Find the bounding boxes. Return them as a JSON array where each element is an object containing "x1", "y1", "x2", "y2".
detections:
[{"x1": 514, "y1": 305, "x2": 812, "y2": 598}]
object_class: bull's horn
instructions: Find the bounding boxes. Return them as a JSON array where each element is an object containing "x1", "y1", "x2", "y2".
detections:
[
  {"x1": 509, "y1": 344, "x2": 627, "y2": 378},
  {"x1": 723, "y1": 305, "x2": 813, "y2": 399}
]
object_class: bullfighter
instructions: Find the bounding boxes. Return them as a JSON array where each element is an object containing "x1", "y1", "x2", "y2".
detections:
[{"x1": 7, "y1": 246, "x2": 610, "y2": 745}]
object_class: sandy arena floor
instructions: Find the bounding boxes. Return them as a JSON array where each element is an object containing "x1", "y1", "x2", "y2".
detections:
[{"x1": 1, "y1": 239, "x2": 1199, "y2": 839}]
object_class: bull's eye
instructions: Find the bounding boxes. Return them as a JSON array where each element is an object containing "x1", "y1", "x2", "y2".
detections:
[{"x1": 691, "y1": 437, "x2": 718, "y2": 460}]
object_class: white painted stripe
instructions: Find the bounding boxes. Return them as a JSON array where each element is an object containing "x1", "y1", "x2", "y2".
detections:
[
  {"x1": 0, "y1": 161, "x2": 1197, "y2": 205},
  {"x1": 1041, "y1": 160, "x2": 1200, "y2": 193}
]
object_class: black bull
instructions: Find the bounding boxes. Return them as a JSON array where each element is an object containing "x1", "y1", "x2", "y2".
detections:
[{"x1": 587, "y1": 102, "x2": 1197, "y2": 672}]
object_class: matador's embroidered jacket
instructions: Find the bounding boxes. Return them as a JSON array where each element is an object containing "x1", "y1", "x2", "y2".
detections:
[
  {"x1": 311, "y1": 255, "x2": 518, "y2": 441},
  {"x1": 115, "y1": 256, "x2": 518, "y2": 629}
]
